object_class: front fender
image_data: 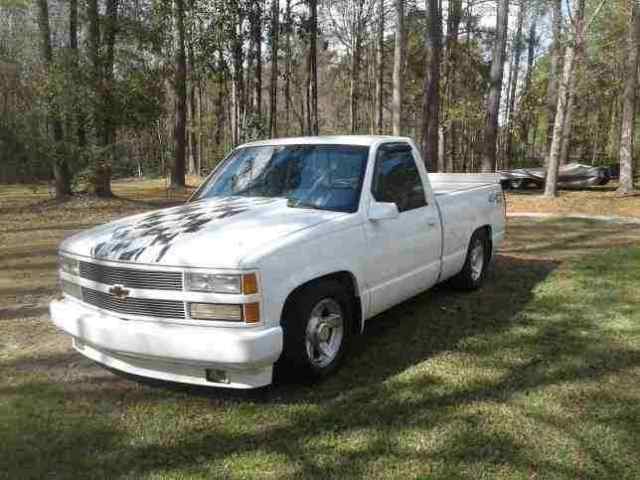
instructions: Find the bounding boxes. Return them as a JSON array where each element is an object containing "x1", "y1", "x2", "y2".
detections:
[{"x1": 254, "y1": 222, "x2": 370, "y2": 330}]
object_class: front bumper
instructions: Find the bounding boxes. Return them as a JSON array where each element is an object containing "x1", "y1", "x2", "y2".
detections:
[{"x1": 50, "y1": 299, "x2": 283, "y2": 388}]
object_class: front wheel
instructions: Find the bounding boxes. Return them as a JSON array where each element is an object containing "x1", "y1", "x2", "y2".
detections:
[
  {"x1": 450, "y1": 229, "x2": 490, "y2": 290},
  {"x1": 277, "y1": 280, "x2": 353, "y2": 382}
]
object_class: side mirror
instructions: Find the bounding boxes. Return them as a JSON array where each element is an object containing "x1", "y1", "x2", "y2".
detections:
[{"x1": 368, "y1": 201, "x2": 400, "y2": 221}]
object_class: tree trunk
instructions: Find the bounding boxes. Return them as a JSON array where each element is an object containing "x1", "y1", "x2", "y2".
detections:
[
  {"x1": 444, "y1": 0, "x2": 462, "y2": 171},
  {"x1": 230, "y1": 11, "x2": 244, "y2": 145},
  {"x1": 545, "y1": 0, "x2": 594, "y2": 197},
  {"x1": 368, "y1": 41, "x2": 376, "y2": 133},
  {"x1": 610, "y1": 95, "x2": 624, "y2": 161},
  {"x1": 350, "y1": 34, "x2": 362, "y2": 134},
  {"x1": 172, "y1": 0, "x2": 187, "y2": 189},
  {"x1": 269, "y1": 0, "x2": 279, "y2": 137},
  {"x1": 311, "y1": 1, "x2": 318, "y2": 136},
  {"x1": 87, "y1": 0, "x2": 100, "y2": 151},
  {"x1": 480, "y1": 0, "x2": 509, "y2": 172},
  {"x1": 69, "y1": 0, "x2": 78, "y2": 59},
  {"x1": 560, "y1": 15, "x2": 587, "y2": 167},
  {"x1": 306, "y1": 0, "x2": 319, "y2": 135},
  {"x1": 256, "y1": 7, "x2": 263, "y2": 120},
  {"x1": 544, "y1": 0, "x2": 562, "y2": 167},
  {"x1": 87, "y1": 0, "x2": 104, "y2": 201},
  {"x1": 618, "y1": 0, "x2": 640, "y2": 194},
  {"x1": 69, "y1": 0, "x2": 86, "y2": 149},
  {"x1": 440, "y1": 0, "x2": 462, "y2": 172},
  {"x1": 249, "y1": 2, "x2": 262, "y2": 118},
  {"x1": 86, "y1": 0, "x2": 118, "y2": 197},
  {"x1": 36, "y1": 0, "x2": 53, "y2": 71},
  {"x1": 421, "y1": 0, "x2": 442, "y2": 171},
  {"x1": 305, "y1": 32, "x2": 311, "y2": 136},
  {"x1": 438, "y1": 126, "x2": 446, "y2": 171},
  {"x1": 520, "y1": 9, "x2": 538, "y2": 146},
  {"x1": 284, "y1": 0, "x2": 292, "y2": 135},
  {"x1": 103, "y1": 0, "x2": 119, "y2": 149},
  {"x1": 375, "y1": 0, "x2": 384, "y2": 134},
  {"x1": 37, "y1": 0, "x2": 71, "y2": 198},
  {"x1": 188, "y1": 34, "x2": 198, "y2": 176},
  {"x1": 214, "y1": 48, "x2": 225, "y2": 148},
  {"x1": 198, "y1": 81, "x2": 204, "y2": 172},
  {"x1": 391, "y1": 0, "x2": 404, "y2": 136},
  {"x1": 505, "y1": 2, "x2": 525, "y2": 170},
  {"x1": 559, "y1": 70, "x2": 578, "y2": 166},
  {"x1": 544, "y1": 45, "x2": 575, "y2": 197}
]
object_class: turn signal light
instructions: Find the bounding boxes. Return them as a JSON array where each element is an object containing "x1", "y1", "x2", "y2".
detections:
[
  {"x1": 243, "y1": 303, "x2": 260, "y2": 324},
  {"x1": 242, "y1": 273, "x2": 259, "y2": 294}
]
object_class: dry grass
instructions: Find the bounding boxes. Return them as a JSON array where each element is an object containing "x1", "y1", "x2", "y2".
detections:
[
  {"x1": 506, "y1": 184, "x2": 640, "y2": 219},
  {"x1": 1, "y1": 182, "x2": 640, "y2": 479}
]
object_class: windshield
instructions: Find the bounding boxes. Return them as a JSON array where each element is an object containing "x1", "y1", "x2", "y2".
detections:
[{"x1": 194, "y1": 145, "x2": 370, "y2": 213}]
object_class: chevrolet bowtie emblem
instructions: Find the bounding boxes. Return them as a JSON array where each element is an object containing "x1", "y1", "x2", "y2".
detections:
[{"x1": 108, "y1": 284, "x2": 130, "y2": 300}]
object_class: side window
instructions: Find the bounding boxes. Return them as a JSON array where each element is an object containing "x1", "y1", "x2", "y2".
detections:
[{"x1": 371, "y1": 144, "x2": 427, "y2": 212}]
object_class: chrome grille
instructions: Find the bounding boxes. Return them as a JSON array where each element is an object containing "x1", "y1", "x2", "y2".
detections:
[
  {"x1": 79, "y1": 261, "x2": 183, "y2": 291},
  {"x1": 81, "y1": 287, "x2": 186, "y2": 319}
]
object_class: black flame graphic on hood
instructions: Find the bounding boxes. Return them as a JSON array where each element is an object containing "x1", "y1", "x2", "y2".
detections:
[{"x1": 91, "y1": 197, "x2": 278, "y2": 263}]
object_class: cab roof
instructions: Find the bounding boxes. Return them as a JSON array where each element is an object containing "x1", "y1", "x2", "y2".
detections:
[{"x1": 239, "y1": 135, "x2": 413, "y2": 148}]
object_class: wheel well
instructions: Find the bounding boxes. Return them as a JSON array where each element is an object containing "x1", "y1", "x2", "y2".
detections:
[
  {"x1": 477, "y1": 225, "x2": 493, "y2": 261},
  {"x1": 281, "y1": 272, "x2": 363, "y2": 335}
]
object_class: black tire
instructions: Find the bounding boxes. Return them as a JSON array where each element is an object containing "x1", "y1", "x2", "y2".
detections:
[
  {"x1": 510, "y1": 179, "x2": 525, "y2": 190},
  {"x1": 450, "y1": 229, "x2": 490, "y2": 291},
  {"x1": 276, "y1": 280, "x2": 353, "y2": 383}
]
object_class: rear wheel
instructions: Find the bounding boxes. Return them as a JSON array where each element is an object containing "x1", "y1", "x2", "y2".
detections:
[
  {"x1": 277, "y1": 280, "x2": 353, "y2": 382},
  {"x1": 451, "y1": 229, "x2": 490, "y2": 290}
]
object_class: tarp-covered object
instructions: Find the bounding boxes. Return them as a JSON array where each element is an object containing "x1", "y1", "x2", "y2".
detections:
[{"x1": 499, "y1": 163, "x2": 610, "y2": 190}]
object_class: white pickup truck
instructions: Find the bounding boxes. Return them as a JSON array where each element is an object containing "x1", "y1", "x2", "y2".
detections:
[{"x1": 50, "y1": 136, "x2": 505, "y2": 389}]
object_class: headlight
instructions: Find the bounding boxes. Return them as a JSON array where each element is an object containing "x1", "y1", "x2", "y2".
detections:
[
  {"x1": 59, "y1": 255, "x2": 80, "y2": 276},
  {"x1": 185, "y1": 273, "x2": 258, "y2": 294}
]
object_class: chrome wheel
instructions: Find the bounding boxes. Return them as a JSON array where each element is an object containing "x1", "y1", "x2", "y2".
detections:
[
  {"x1": 305, "y1": 298, "x2": 344, "y2": 369},
  {"x1": 469, "y1": 239, "x2": 484, "y2": 282}
]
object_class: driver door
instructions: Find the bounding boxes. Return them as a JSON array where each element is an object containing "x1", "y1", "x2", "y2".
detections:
[{"x1": 363, "y1": 143, "x2": 442, "y2": 317}]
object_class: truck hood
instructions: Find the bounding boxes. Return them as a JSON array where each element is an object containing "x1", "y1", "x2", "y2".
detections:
[{"x1": 61, "y1": 196, "x2": 345, "y2": 268}]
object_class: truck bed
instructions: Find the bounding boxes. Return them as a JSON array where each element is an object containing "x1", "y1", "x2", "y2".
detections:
[
  {"x1": 427, "y1": 173, "x2": 505, "y2": 282},
  {"x1": 429, "y1": 173, "x2": 501, "y2": 196}
]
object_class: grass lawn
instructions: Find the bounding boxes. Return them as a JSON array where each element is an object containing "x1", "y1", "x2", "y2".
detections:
[{"x1": 1, "y1": 183, "x2": 640, "y2": 479}]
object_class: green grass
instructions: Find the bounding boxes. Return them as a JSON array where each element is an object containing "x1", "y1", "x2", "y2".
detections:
[{"x1": 1, "y1": 189, "x2": 640, "y2": 479}]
